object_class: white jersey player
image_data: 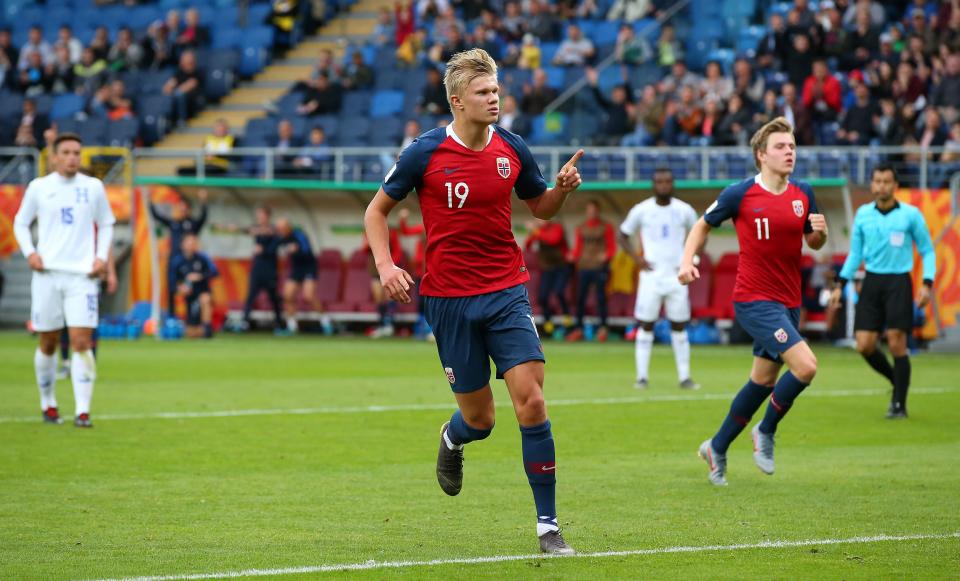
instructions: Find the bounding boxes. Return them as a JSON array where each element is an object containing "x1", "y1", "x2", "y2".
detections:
[
  {"x1": 14, "y1": 133, "x2": 115, "y2": 427},
  {"x1": 618, "y1": 168, "x2": 699, "y2": 390}
]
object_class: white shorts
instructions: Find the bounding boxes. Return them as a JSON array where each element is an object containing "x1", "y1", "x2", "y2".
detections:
[
  {"x1": 634, "y1": 270, "x2": 690, "y2": 322},
  {"x1": 31, "y1": 271, "x2": 100, "y2": 332}
]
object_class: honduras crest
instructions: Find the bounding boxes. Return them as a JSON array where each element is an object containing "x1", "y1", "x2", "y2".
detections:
[
  {"x1": 496, "y1": 157, "x2": 511, "y2": 179},
  {"x1": 792, "y1": 199, "x2": 804, "y2": 217}
]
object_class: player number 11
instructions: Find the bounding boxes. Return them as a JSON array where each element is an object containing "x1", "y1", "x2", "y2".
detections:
[
  {"x1": 446, "y1": 182, "x2": 469, "y2": 209},
  {"x1": 754, "y1": 217, "x2": 769, "y2": 240}
]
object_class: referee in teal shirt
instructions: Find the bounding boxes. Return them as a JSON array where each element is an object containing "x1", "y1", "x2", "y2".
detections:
[{"x1": 831, "y1": 164, "x2": 936, "y2": 419}]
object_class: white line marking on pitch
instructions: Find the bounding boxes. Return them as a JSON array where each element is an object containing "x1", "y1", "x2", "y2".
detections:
[
  {"x1": 1, "y1": 387, "x2": 955, "y2": 424},
  {"x1": 88, "y1": 531, "x2": 960, "y2": 580}
]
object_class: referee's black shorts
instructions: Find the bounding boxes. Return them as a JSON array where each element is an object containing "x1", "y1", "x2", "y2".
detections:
[{"x1": 854, "y1": 272, "x2": 914, "y2": 332}]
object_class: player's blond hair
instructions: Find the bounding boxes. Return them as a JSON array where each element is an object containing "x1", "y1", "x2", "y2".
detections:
[
  {"x1": 443, "y1": 48, "x2": 498, "y2": 111},
  {"x1": 749, "y1": 116, "x2": 794, "y2": 171}
]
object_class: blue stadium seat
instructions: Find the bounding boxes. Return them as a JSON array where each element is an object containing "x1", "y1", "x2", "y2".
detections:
[
  {"x1": 275, "y1": 91, "x2": 305, "y2": 116},
  {"x1": 374, "y1": 116, "x2": 404, "y2": 145},
  {"x1": 137, "y1": 95, "x2": 173, "y2": 144},
  {"x1": 370, "y1": 90, "x2": 404, "y2": 118},
  {"x1": 0, "y1": 92, "x2": 24, "y2": 123},
  {"x1": 77, "y1": 118, "x2": 108, "y2": 145},
  {"x1": 50, "y1": 94, "x2": 85, "y2": 121},
  {"x1": 633, "y1": 18, "x2": 660, "y2": 41},
  {"x1": 529, "y1": 112, "x2": 567, "y2": 146},
  {"x1": 106, "y1": 118, "x2": 139, "y2": 147},
  {"x1": 541, "y1": 66, "x2": 566, "y2": 90},
  {"x1": 311, "y1": 115, "x2": 339, "y2": 140},
  {"x1": 539, "y1": 42, "x2": 559, "y2": 65},
  {"x1": 338, "y1": 117, "x2": 371, "y2": 145},
  {"x1": 212, "y1": 27, "x2": 244, "y2": 50},
  {"x1": 244, "y1": 117, "x2": 278, "y2": 142},
  {"x1": 341, "y1": 91, "x2": 372, "y2": 116}
]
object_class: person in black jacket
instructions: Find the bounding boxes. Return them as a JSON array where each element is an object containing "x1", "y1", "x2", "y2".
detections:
[{"x1": 150, "y1": 189, "x2": 209, "y2": 314}]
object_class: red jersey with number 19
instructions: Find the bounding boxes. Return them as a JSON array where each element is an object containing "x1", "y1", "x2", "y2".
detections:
[
  {"x1": 382, "y1": 124, "x2": 547, "y2": 297},
  {"x1": 703, "y1": 175, "x2": 817, "y2": 307}
]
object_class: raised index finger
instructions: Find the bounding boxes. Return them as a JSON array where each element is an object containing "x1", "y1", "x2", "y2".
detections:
[{"x1": 561, "y1": 149, "x2": 584, "y2": 171}]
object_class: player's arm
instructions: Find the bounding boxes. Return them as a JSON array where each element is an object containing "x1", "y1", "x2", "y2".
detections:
[
  {"x1": 148, "y1": 200, "x2": 172, "y2": 228},
  {"x1": 912, "y1": 209, "x2": 936, "y2": 308},
  {"x1": 802, "y1": 184, "x2": 827, "y2": 250},
  {"x1": 524, "y1": 150, "x2": 584, "y2": 219},
  {"x1": 92, "y1": 182, "x2": 115, "y2": 278},
  {"x1": 105, "y1": 250, "x2": 118, "y2": 294},
  {"x1": 617, "y1": 229, "x2": 651, "y2": 270},
  {"x1": 364, "y1": 188, "x2": 414, "y2": 303},
  {"x1": 13, "y1": 183, "x2": 42, "y2": 271},
  {"x1": 678, "y1": 217, "x2": 711, "y2": 285}
]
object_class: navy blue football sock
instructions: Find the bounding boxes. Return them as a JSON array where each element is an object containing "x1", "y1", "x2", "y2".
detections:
[
  {"x1": 712, "y1": 379, "x2": 770, "y2": 453},
  {"x1": 445, "y1": 409, "x2": 492, "y2": 447},
  {"x1": 758, "y1": 371, "x2": 810, "y2": 435},
  {"x1": 520, "y1": 420, "x2": 556, "y2": 523},
  {"x1": 863, "y1": 349, "x2": 894, "y2": 384}
]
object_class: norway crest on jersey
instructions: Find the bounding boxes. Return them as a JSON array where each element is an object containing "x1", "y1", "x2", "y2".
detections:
[
  {"x1": 496, "y1": 157, "x2": 511, "y2": 179},
  {"x1": 792, "y1": 199, "x2": 804, "y2": 218}
]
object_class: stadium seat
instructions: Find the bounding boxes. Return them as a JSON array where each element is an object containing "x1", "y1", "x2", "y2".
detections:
[
  {"x1": 370, "y1": 90, "x2": 404, "y2": 118},
  {"x1": 77, "y1": 117, "x2": 108, "y2": 145},
  {"x1": 50, "y1": 94, "x2": 85, "y2": 121},
  {"x1": 689, "y1": 253, "x2": 715, "y2": 319},
  {"x1": 316, "y1": 249, "x2": 344, "y2": 306},
  {"x1": 529, "y1": 112, "x2": 568, "y2": 146},
  {"x1": 107, "y1": 118, "x2": 140, "y2": 147},
  {"x1": 707, "y1": 253, "x2": 738, "y2": 320},
  {"x1": 329, "y1": 249, "x2": 374, "y2": 312}
]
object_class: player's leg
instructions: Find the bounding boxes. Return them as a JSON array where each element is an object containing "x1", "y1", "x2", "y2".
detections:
[
  {"x1": 64, "y1": 274, "x2": 101, "y2": 427},
  {"x1": 567, "y1": 268, "x2": 589, "y2": 340},
  {"x1": 853, "y1": 274, "x2": 895, "y2": 386},
  {"x1": 370, "y1": 279, "x2": 394, "y2": 338},
  {"x1": 595, "y1": 267, "x2": 610, "y2": 341},
  {"x1": 57, "y1": 327, "x2": 71, "y2": 379},
  {"x1": 265, "y1": 276, "x2": 283, "y2": 329},
  {"x1": 884, "y1": 273, "x2": 915, "y2": 418},
  {"x1": 282, "y1": 278, "x2": 299, "y2": 332},
  {"x1": 31, "y1": 271, "x2": 65, "y2": 423},
  {"x1": 633, "y1": 272, "x2": 658, "y2": 388},
  {"x1": 856, "y1": 330, "x2": 894, "y2": 384},
  {"x1": 485, "y1": 285, "x2": 572, "y2": 554},
  {"x1": 199, "y1": 292, "x2": 214, "y2": 338},
  {"x1": 665, "y1": 277, "x2": 696, "y2": 388},
  {"x1": 423, "y1": 294, "x2": 492, "y2": 495},
  {"x1": 538, "y1": 268, "x2": 554, "y2": 332},
  {"x1": 242, "y1": 270, "x2": 264, "y2": 326}
]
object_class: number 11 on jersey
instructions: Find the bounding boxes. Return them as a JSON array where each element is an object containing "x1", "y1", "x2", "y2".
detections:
[
  {"x1": 754, "y1": 217, "x2": 769, "y2": 240},
  {"x1": 446, "y1": 182, "x2": 469, "y2": 209}
]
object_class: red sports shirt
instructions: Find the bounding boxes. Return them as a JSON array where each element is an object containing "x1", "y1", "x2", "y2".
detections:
[
  {"x1": 703, "y1": 175, "x2": 818, "y2": 307},
  {"x1": 382, "y1": 124, "x2": 547, "y2": 297}
]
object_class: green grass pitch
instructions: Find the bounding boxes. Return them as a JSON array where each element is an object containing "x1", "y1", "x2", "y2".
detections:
[{"x1": 1, "y1": 331, "x2": 958, "y2": 580}]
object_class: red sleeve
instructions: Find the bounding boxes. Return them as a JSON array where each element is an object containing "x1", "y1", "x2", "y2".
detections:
[
  {"x1": 802, "y1": 78, "x2": 815, "y2": 108},
  {"x1": 825, "y1": 77, "x2": 842, "y2": 112},
  {"x1": 570, "y1": 226, "x2": 583, "y2": 261},
  {"x1": 539, "y1": 223, "x2": 566, "y2": 246},
  {"x1": 604, "y1": 223, "x2": 616, "y2": 261}
]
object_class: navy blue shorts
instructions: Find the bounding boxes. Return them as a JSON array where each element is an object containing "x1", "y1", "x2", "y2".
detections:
[
  {"x1": 734, "y1": 300, "x2": 803, "y2": 363},
  {"x1": 423, "y1": 284, "x2": 545, "y2": 393},
  {"x1": 289, "y1": 261, "x2": 317, "y2": 283}
]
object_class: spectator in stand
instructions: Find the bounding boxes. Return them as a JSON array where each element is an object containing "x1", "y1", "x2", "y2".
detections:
[
  {"x1": 931, "y1": 51, "x2": 960, "y2": 116},
  {"x1": 525, "y1": 218, "x2": 570, "y2": 336},
  {"x1": 874, "y1": 97, "x2": 906, "y2": 146},
  {"x1": 791, "y1": 0, "x2": 816, "y2": 29},
  {"x1": 47, "y1": 46, "x2": 76, "y2": 94},
  {"x1": 607, "y1": 0, "x2": 653, "y2": 21},
  {"x1": 0, "y1": 29, "x2": 19, "y2": 71},
  {"x1": 431, "y1": 26, "x2": 469, "y2": 63},
  {"x1": 0, "y1": 38, "x2": 14, "y2": 93},
  {"x1": 843, "y1": 0, "x2": 885, "y2": 29},
  {"x1": 756, "y1": 12, "x2": 788, "y2": 71},
  {"x1": 698, "y1": 97, "x2": 723, "y2": 145},
  {"x1": 837, "y1": 82, "x2": 878, "y2": 145},
  {"x1": 615, "y1": 24, "x2": 651, "y2": 65},
  {"x1": 341, "y1": 51, "x2": 374, "y2": 90},
  {"x1": 803, "y1": 59, "x2": 843, "y2": 130},
  {"x1": 657, "y1": 60, "x2": 699, "y2": 99},
  {"x1": 893, "y1": 60, "x2": 926, "y2": 108},
  {"x1": 143, "y1": 22, "x2": 176, "y2": 70},
  {"x1": 13, "y1": 99, "x2": 47, "y2": 148},
  {"x1": 416, "y1": 0, "x2": 450, "y2": 20},
  {"x1": 373, "y1": 7, "x2": 395, "y2": 47},
  {"x1": 566, "y1": 200, "x2": 616, "y2": 343},
  {"x1": 501, "y1": 1, "x2": 525, "y2": 42},
  {"x1": 786, "y1": 32, "x2": 815, "y2": 88},
  {"x1": 528, "y1": 0, "x2": 560, "y2": 42},
  {"x1": 165, "y1": 10, "x2": 182, "y2": 41},
  {"x1": 655, "y1": 23, "x2": 681, "y2": 71},
  {"x1": 714, "y1": 93, "x2": 751, "y2": 146},
  {"x1": 700, "y1": 61, "x2": 733, "y2": 103},
  {"x1": 471, "y1": 24, "x2": 501, "y2": 61},
  {"x1": 873, "y1": 32, "x2": 898, "y2": 66},
  {"x1": 178, "y1": 119, "x2": 234, "y2": 176},
  {"x1": 819, "y1": 4, "x2": 848, "y2": 64},
  {"x1": 73, "y1": 47, "x2": 108, "y2": 95},
  {"x1": 176, "y1": 8, "x2": 210, "y2": 51},
  {"x1": 622, "y1": 84, "x2": 663, "y2": 146},
  {"x1": 587, "y1": 67, "x2": 633, "y2": 145},
  {"x1": 782, "y1": 82, "x2": 814, "y2": 145},
  {"x1": 514, "y1": 33, "x2": 541, "y2": 69},
  {"x1": 915, "y1": 108, "x2": 949, "y2": 150},
  {"x1": 272, "y1": 119, "x2": 302, "y2": 175},
  {"x1": 662, "y1": 84, "x2": 703, "y2": 146},
  {"x1": 18, "y1": 26, "x2": 52, "y2": 70},
  {"x1": 940, "y1": 9, "x2": 960, "y2": 52},
  {"x1": 498, "y1": 94, "x2": 528, "y2": 136},
  {"x1": 268, "y1": 0, "x2": 301, "y2": 54},
  {"x1": 907, "y1": 8, "x2": 938, "y2": 55},
  {"x1": 521, "y1": 68, "x2": 558, "y2": 115},
  {"x1": 88, "y1": 27, "x2": 110, "y2": 61},
  {"x1": 395, "y1": 1, "x2": 415, "y2": 47},
  {"x1": 396, "y1": 27, "x2": 428, "y2": 67},
  {"x1": 163, "y1": 50, "x2": 204, "y2": 125},
  {"x1": 296, "y1": 72, "x2": 342, "y2": 116},
  {"x1": 108, "y1": 27, "x2": 145, "y2": 72},
  {"x1": 843, "y1": 9, "x2": 879, "y2": 71},
  {"x1": 457, "y1": 0, "x2": 487, "y2": 22},
  {"x1": 89, "y1": 79, "x2": 134, "y2": 120},
  {"x1": 732, "y1": 58, "x2": 764, "y2": 106},
  {"x1": 19, "y1": 51, "x2": 49, "y2": 97},
  {"x1": 752, "y1": 89, "x2": 781, "y2": 132},
  {"x1": 295, "y1": 49, "x2": 340, "y2": 93},
  {"x1": 417, "y1": 67, "x2": 450, "y2": 115},
  {"x1": 292, "y1": 127, "x2": 334, "y2": 177},
  {"x1": 55, "y1": 26, "x2": 82, "y2": 64},
  {"x1": 553, "y1": 24, "x2": 595, "y2": 66}
]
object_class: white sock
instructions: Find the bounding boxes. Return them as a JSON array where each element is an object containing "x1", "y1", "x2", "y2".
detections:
[
  {"x1": 671, "y1": 330, "x2": 691, "y2": 382},
  {"x1": 71, "y1": 351, "x2": 96, "y2": 416},
  {"x1": 634, "y1": 329, "x2": 653, "y2": 381},
  {"x1": 537, "y1": 517, "x2": 560, "y2": 536},
  {"x1": 35, "y1": 348, "x2": 57, "y2": 410}
]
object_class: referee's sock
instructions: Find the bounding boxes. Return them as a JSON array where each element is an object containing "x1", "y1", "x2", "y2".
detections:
[
  {"x1": 758, "y1": 371, "x2": 809, "y2": 435},
  {"x1": 893, "y1": 356, "x2": 911, "y2": 410},
  {"x1": 862, "y1": 349, "x2": 894, "y2": 384}
]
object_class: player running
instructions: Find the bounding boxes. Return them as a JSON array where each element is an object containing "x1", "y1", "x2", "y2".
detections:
[
  {"x1": 619, "y1": 167, "x2": 700, "y2": 390},
  {"x1": 679, "y1": 117, "x2": 828, "y2": 485},
  {"x1": 364, "y1": 49, "x2": 583, "y2": 554},
  {"x1": 830, "y1": 164, "x2": 936, "y2": 419},
  {"x1": 14, "y1": 133, "x2": 116, "y2": 427}
]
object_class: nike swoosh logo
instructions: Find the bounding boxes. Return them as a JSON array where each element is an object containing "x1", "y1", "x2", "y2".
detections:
[
  {"x1": 752, "y1": 207, "x2": 765, "y2": 212},
  {"x1": 541, "y1": 465, "x2": 556, "y2": 471},
  {"x1": 443, "y1": 167, "x2": 461, "y2": 175}
]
